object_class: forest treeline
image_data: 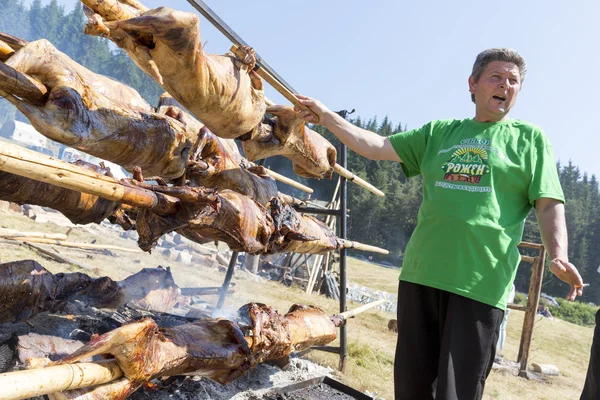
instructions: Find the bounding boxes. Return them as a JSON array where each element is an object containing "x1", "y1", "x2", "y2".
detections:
[{"x1": 1, "y1": 0, "x2": 599, "y2": 303}]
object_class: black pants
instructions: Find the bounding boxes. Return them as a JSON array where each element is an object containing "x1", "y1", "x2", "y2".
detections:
[
  {"x1": 394, "y1": 281, "x2": 504, "y2": 400},
  {"x1": 581, "y1": 309, "x2": 600, "y2": 399}
]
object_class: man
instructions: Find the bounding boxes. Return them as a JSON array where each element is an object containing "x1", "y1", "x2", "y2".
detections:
[{"x1": 295, "y1": 48, "x2": 583, "y2": 400}]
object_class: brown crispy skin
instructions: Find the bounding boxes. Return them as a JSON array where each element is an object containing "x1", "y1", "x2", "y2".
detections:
[
  {"x1": 1, "y1": 38, "x2": 199, "y2": 179},
  {"x1": 81, "y1": 1, "x2": 266, "y2": 139},
  {"x1": 242, "y1": 106, "x2": 337, "y2": 179}
]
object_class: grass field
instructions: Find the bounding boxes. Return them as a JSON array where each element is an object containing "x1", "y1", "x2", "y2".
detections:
[{"x1": 0, "y1": 207, "x2": 594, "y2": 399}]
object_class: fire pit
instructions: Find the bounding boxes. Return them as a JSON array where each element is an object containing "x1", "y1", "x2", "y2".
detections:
[{"x1": 262, "y1": 376, "x2": 374, "y2": 400}]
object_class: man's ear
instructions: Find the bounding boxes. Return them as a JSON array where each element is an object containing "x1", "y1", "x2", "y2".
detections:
[{"x1": 468, "y1": 75, "x2": 476, "y2": 95}]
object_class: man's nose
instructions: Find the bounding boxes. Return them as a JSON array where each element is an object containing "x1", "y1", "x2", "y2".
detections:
[{"x1": 499, "y1": 78, "x2": 510, "y2": 88}]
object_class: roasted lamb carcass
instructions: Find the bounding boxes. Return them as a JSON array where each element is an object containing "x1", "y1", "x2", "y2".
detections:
[
  {"x1": 81, "y1": 0, "x2": 266, "y2": 139},
  {"x1": 0, "y1": 260, "x2": 183, "y2": 323},
  {"x1": 0, "y1": 160, "x2": 130, "y2": 227},
  {"x1": 238, "y1": 303, "x2": 339, "y2": 363},
  {"x1": 0, "y1": 36, "x2": 200, "y2": 180},
  {"x1": 49, "y1": 318, "x2": 256, "y2": 399},
  {"x1": 268, "y1": 197, "x2": 341, "y2": 255},
  {"x1": 242, "y1": 105, "x2": 337, "y2": 179},
  {"x1": 44, "y1": 303, "x2": 338, "y2": 399},
  {"x1": 127, "y1": 180, "x2": 340, "y2": 254},
  {"x1": 131, "y1": 184, "x2": 276, "y2": 253}
]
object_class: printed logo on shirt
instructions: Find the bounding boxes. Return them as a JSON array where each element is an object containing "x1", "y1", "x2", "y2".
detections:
[
  {"x1": 436, "y1": 138, "x2": 495, "y2": 193},
  {"x1": 441, "y1": 147, "x2": 490, "y2": 184}
]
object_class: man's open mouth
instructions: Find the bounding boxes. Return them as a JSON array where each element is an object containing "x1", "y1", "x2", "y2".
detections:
[{"x1": 493, "y1": 95, "x2": 506, "y2": 102}]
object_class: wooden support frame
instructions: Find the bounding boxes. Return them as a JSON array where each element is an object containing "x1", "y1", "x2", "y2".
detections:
[{"x1": 506, "y1": 241, "x2": 546, "y2": 376}]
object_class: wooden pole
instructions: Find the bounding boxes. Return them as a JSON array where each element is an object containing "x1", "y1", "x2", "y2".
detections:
[
  {"x1": 517, "y1": 247, "x2": 546, "y2": 376},
  {"x1": 333, "y1": 165, "x2": 385, "y2": 197},
  {"x1": 277, "y1": 193, "x2": 308, "y2": 207},
  {"x1": 5, "y1": 237, "x2": 141, "y2": 253},
  {"x1": 338, "y1": 239, "x2": 389, "y2": 255},
  {"x1": 265, "y1": 168, "x2": 314, "y2": 194},
  {"x1": 0, "y1": 359, "x2": 123, "y2": 400},
  {"x1": 231, "y1": 46, "x2": 383, "y2": 198},
  {"x1": 0, "y1": 228, "x2": 67, "y2": 240},
  {"x1": 337, "y1": 298, "x2": 387, "y2": 321},
  {"x1": 305, "y1": 254, "x2": 324, "y2": 294},
  {"x1": 0, "y1": 142, "x2": 179, "y2": 214}
]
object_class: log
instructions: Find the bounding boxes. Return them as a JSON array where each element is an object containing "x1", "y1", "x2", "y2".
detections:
[
  {"x1": 0, "y1": 228, "x2": 67, "y2": 240},
  {"x1": 0, "y1": 359, "x2": 123, "y2": 400},
  {"x1": 5, "y1": 237, "x2": 141, "y2": 253},
  {"x1": 531, "y1": 363, "x2": 559, "y2": 376},
  {"x1": 333, "y1": 165, "x2": 385, "y2": 197},
  {"x1": 180, "y1": 286, "x2": 235, "y2": 296},
  {"x1": 338, "y1": 239, "x2": 389, "y2": 255},
  {"x1": 0, "y1": 142, "x2": 179, "y2": 214}
]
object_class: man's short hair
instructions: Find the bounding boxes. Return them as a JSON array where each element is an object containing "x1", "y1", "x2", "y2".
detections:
[{"x1": 470, "y1": 48, "x2": 527, "y2": 103}]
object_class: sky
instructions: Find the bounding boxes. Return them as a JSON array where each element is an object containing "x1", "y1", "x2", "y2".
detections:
[{"x1": 47, "y1": 0, "x2": 600, "y2": 178}]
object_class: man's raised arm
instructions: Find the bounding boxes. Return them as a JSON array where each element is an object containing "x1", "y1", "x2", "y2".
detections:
[{"x1": 296, "y1": 95, "x2": 401, "y2": 162}]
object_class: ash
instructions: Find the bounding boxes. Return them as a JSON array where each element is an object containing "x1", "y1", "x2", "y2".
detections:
[{"x1": 130, "y1": 357, "x2": 334, "y2": 400}]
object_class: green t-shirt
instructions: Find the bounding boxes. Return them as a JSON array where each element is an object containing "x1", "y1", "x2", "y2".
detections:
[{"x1": 389, "y1": 118, "x2": 564, "y2": 310}]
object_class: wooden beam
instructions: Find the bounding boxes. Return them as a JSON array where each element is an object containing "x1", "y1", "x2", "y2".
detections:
[
  {"x1": 0, "y1": 359, "x2": 123, "y2": 400},
  {"x1": 0, "y1": 142, "x2": 179, "y2": 214}
]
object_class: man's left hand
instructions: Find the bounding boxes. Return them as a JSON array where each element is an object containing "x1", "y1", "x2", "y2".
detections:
[{"x1": 548, "y1": 258, "x2": 584, "y2": 301}]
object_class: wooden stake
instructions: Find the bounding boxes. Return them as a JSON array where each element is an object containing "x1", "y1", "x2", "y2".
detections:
[
  {"x1": 0, "y1": 359, "x2": 123, "y2": 400},
  {"x1": 337, "y1": 298, "x2": 387, "y2": 321},
  {"x1": 333, "y1": 164, "x2": 385, "y2": 197},
  {"x1": 338, "y1": 240, "x2": 389, "y2": 255},
  {"x1": 230, "y1": 45, "x2": 320, "y2": 123},
  {"x1": 0, "y1": 142, "x2": 179, "y2": 214},
  {"x1": 277, "y1": 193, "x2": 307, "y2": 207},
  {"x1": 265, "y1": 168, "x2": 314, "y2": 194}
]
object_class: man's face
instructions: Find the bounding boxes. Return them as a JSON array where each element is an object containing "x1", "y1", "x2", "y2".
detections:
[{"x1": 469, "y1": 61, "x2": 522, "y2": 122}]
